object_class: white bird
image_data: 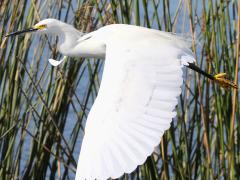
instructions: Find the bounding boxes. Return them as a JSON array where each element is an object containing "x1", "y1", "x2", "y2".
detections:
[{"x1": 6, "y1": 19, "x2": 237, "y2": 180}]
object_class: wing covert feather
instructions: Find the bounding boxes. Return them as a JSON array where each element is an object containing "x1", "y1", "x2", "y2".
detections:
[{"x1": 76, "y1": 36, "x2": 193, "y2": 179}]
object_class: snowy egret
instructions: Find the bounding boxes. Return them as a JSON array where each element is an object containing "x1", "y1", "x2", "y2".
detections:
[{"x1": 6, "y1": 19, "x2": 237, "y2": 180}]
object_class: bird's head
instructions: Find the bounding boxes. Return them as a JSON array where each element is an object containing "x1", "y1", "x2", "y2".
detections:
[{"x1": 5, "y1": 19, "x2": 61, "y2": 37}]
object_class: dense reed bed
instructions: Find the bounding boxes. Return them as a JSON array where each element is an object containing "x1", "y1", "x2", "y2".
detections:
[{"x1": 0, "y1": 0, "x2": 239, "y2": 179}]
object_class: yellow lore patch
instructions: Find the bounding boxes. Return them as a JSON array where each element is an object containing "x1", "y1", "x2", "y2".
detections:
[{"x1": 34, "y1": 24, "x2": 47, "y2": 30}]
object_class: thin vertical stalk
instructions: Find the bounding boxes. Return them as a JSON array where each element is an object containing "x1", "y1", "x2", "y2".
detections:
[{"x1": 229, "y1": 1, "x2": 240, "y2": 179}]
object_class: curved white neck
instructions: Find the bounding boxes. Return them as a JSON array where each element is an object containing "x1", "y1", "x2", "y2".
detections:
[{"x1": 57, "y1": 25, "x2": 106, "y2": 59}]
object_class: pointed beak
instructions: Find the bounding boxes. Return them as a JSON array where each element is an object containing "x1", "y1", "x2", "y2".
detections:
[{"x1": 5, "y1": 27, "x2": 38, "y2": 37}]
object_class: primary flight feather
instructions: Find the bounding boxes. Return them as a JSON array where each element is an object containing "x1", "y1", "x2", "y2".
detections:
[{"x1": 5, "y1": 18, "x2": 237, "y2": 180}]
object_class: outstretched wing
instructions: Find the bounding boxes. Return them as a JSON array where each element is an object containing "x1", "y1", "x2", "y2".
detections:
[{"x1": 76, "y1": 34, "x2": 194, "y2": 180}]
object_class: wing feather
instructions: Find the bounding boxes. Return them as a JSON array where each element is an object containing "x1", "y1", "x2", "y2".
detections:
[{"x1": 76, "y1": 28, "x2": 194, "y2": 179}]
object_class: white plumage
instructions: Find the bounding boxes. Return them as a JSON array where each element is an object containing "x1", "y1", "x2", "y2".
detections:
[
  {"x1": 75, "y1": 25, "x2": 194, "y2": 179},
  {"x1": 6, "y1": 19, "x2": 195, "y2": 180}
]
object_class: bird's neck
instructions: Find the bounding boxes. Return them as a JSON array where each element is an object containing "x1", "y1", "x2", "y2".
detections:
[
  {"x1": 57, "y1": 25, "x2": 82, "y2": 55},
  {"x1": 57, "y1": 25, "x2": 106, "y2": 58}
]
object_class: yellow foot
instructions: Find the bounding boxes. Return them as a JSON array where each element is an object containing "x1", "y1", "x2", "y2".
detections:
[{"x1": 213, "y1": 73, "x2": 238, "y2": 89}]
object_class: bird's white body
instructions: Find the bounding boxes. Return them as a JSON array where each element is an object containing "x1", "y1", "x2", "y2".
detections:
[{"x1": 34, "y1": 19, "x2": 195, "y2": 179}]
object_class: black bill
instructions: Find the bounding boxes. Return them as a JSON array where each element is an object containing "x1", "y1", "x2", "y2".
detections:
[{"x1": 5, "y1": 27, "x2": 38, "y2": 37}]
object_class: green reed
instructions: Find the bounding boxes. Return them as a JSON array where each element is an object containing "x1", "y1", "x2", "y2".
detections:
[{"x1": 0, "y1": 0, "x2": 239, "y2": 179}]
